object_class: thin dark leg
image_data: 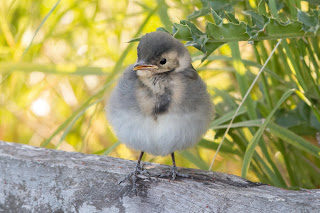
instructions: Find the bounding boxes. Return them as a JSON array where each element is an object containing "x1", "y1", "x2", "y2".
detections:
[
  {"x1": 160, "y1": 153, "x2": 191, "y2": 180},
  {"x1": 132, "y1": 151, "x2": 144, "y2": 194},
  {"x1": 137, "y1": 151, "x2": 144, "y2": 168},
  {"x1": 171, "y1": 152, "x2": 177, "y2": 180},
  {"x1": 119, "y1": 151, "x2": 150, "y2": 195},
  {"x1": 165, "y1": 152, "x2": 189, "y2": 180}
]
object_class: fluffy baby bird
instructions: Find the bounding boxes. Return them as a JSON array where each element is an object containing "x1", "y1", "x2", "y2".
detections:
[{"x1": 106, "y1": 31, "x2": 213, "y2": 189}]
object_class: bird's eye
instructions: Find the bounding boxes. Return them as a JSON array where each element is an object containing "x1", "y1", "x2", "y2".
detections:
[{"x1": 159, "y1": 58, "x2": 167, "y2": 65}]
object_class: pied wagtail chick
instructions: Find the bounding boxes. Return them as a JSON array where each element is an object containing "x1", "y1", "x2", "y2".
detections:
[{"x1": 106, "y1": 31, "x2": 214, "y2": 192}]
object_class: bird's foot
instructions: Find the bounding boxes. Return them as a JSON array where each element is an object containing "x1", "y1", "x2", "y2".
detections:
[
  {"x1": 118, "y1": 163, "x2": 150, "y2": 195},
  {"x1": 159, "y1": 166, "x2": 189, "y2": 181}
]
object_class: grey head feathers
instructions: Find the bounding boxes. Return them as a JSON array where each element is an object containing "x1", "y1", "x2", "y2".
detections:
[{"x1": 137, "y1": 31, "x2": 188, "y2": 65}]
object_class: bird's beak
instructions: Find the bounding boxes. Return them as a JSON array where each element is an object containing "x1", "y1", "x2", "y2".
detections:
[{"x1": 133, "y1": 61, "x2": 158, "y2": 71}]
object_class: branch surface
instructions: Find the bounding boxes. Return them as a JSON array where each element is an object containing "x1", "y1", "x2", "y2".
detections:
[{"x1": 0, "y1": 141, "x2": 319, "y2": 212}]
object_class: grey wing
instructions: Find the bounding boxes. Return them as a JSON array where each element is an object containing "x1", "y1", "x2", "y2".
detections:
[
  {"x1": 107, "y1": 65, "x2": 140, "y2": 113},
  {"x1": 180, "y1": 68, "x2": 214, "y2": 119}
]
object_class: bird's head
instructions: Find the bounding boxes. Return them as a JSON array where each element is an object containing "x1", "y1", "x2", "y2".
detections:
[{"x1": 133, "y1": 31, "x2": 192, "y2": 77}]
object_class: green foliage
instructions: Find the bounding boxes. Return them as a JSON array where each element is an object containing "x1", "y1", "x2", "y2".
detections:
[
  {"x1": 170, "y1": 0, "x2": 320, "y2": 57},
  {"x1": 0, "y1": 0, "x2": 319, "y2": 189}
]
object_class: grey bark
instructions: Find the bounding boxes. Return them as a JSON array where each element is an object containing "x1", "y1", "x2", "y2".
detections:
[{"x1": 0, "y1": 141, "x2": 319, "y2": 213}]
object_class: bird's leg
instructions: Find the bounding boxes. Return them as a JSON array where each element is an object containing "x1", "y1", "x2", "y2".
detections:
[
  {"x1": 119, "y1": 151, "x2": 150, "y2": 194},
  {"x1": 171, "y1": 152, "x2": 178, "y2": 180},
  {"x1": 131, "y1": 152, "x2": 143, "y2": 194},
  {"x1": 135, "y1": 151, "x2": 144, "y2": 172},
  {"x1": 133, "y1": 151, "x2": 151, "y2": 175},
  {"x1": 159, "y1": 152, "x2": 189, "y2": 180},
  {"x1": 171, "y1": 152, "x2": 189, "y2": 180}
]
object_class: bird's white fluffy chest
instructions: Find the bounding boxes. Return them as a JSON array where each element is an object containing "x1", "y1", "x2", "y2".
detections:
[{"x1": 108, "y1": 109, "x2": 207, "y2": 156}]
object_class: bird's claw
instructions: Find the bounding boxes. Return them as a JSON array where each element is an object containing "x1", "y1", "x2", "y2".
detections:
[
  {"x1": 159, "y1": 166, "x2": 189, "y2": 181},
  {"x1": 118, "y1": 163, "x2": 150, "y2": 195}
]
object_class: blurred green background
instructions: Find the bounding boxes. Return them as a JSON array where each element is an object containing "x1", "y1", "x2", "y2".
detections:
[{"x1": 0, "y1": 0, "x2": 319, "y2": 189}]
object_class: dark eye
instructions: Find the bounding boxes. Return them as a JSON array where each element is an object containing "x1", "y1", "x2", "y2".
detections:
[{"x1": 159, "y1": 58, "x2": 167, "y2": 65}]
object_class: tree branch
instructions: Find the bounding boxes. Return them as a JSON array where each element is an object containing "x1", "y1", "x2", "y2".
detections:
[{"x1": 0, "y1": 141, "x2": 319, "y2": 212}]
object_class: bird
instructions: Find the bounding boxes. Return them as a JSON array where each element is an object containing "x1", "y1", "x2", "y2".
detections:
[{"x1": 106, "y1": 31, "x2": 214, "y2": 192}]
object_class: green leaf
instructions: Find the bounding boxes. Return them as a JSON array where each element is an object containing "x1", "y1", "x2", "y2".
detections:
[
  {"x1": 265, "y1": 19, "x2": 303, "y2": 39},
  {"x1": 303, "y1": 0, "x2": 320, "y2": 5},
  {"x1": 213, "y1": 119, "x2": 263, "y2": 129},
  {"x1": 198, "y1": 139, "x2": 241, "y2": 155},
  {"x1": 55, "y1": 98, "x2": 103, "y2": 149},
  {"x1": 194, "y1": 55, "x2": 284, "y2": 81},
  {"x1": 225, "y1": 12, "x2": 239, "y2": 24},
  {"x1": 185, "y1": 35, "x2": 208, "y2": 52},
  {"x1": 268, "y1": 122, "x2": 320, "y2": 158},
  {"x1": 180, "y1": 150, "x2": 208, "y2": 170},
  {"x1": 230, "y1": 41, "x2": 257, "y2": 120},
  {"x1": 268, "y1": 0, "x2": 280, "y2": 21},
  {"x1": 213, "y1": 88, "x2": 238, "y2": 109},
  {"x1": 0, "y1": 63, "x2": 111, "y2": 75},
  {"x1": 257, "y1": 0, "x2": 267, "y2": 16},
  {"x1": 157, "y1": 0, "x2": 172, "y2": 32},
  {"x1": 94, "y1": 141, "x2": 121, "y2": 155},
  {"x1": 241, "y1": 89, "x2": 295, "y2": 178},
  {"x1": 210, "y1": 107, "x2": 247, "y2": 129},
  {"x1": 41, "y1": 85, "x2": 110, "y2": 147},
  {"x1": 128, "y1": 37, "x2": 141, "y2": 43},
  {"x1": 23, "y1": 0, "x2": 61, "y2": 56},
  {"x1": 173, "y1": 23, "x2": 192, "y2": 40},
  {"x1": 177, "y1": 20, "x2": 209, "y2": 52},
  {"x1": 201, "y1": 42, "x2": 225, "y2": 62},
  {"x1": 211, "y1": 8, "x2": 223, "y2": 27},
  {"x1": 297, "y1": 9, "x2": 320, "y2": 34},
  {"x1": 188, "y1": 7, "x2": 211, "y2": 20},
  {"x1": 281, "y1": 39, "x2": 308, "y2": 91},
  {"x1": 243, "y1": 10, "x2": 270, "y2": 39},
  {"x1": 208, "y1": 0, "x2": 234, "y2": 13},
  {"x1": 243, "y1": 10, "x2": 269, "y2": 30},
  {"x1": 206, "y1": 21, "x2": 248, "y2": 42},
  {"x1": 180, "y1": 20, "x2": 205, "y2": 36}
]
